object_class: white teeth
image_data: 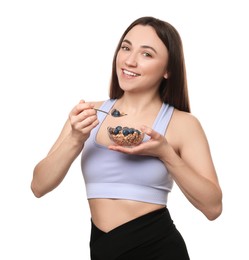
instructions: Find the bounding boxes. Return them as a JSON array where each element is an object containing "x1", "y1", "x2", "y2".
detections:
[{"x1": 123, "y1": 69, "x2": 138, "y2": 77}]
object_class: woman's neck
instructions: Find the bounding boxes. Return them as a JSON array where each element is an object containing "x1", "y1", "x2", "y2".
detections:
[{"x1": 115, "y1": 93, "x2": 162, "y2": 116}]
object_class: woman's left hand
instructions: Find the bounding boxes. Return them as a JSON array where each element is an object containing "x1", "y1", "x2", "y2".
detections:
[{"x1": 108, "y1": 125, "x2": 171, "y2": 159}]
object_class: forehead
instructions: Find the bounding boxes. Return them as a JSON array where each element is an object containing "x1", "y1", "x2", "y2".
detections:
[{"x1": 123, "y1": 25, "x2": 167, "y2": 52}]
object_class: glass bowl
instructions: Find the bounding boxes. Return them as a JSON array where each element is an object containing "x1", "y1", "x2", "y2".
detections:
[{"x1": 107, "y1": 126, "x2": 144, "y2": 146}]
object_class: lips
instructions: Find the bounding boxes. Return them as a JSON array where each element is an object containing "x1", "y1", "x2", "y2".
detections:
[{"x1": 122, "y1": 69, "x2": 140, "y2": 77}]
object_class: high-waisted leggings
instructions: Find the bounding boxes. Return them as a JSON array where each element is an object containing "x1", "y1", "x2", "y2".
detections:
[{"x1": 90, "y1": 207, "x2": 190, "y2": 260}]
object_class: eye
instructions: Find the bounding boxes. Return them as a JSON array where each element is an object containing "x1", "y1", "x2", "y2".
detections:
[
  {"x1": 121, "y1": 45, "x2": 130, "y2": 51},
  {"x1": 143, "y1": 52, "x2": 152, "y2": 58}
]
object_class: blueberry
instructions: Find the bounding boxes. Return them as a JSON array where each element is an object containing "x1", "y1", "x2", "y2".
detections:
[
  {"x1": 111, "y1": 109, "x2": 121, "y2": 117},
  {"x1": 128, "y1": 128, "x2": 134, "y2": 134},
  {"x1": 116, "y1": 126, "x2": 122, "y2": 131},
  {"x1": 113, "y1": 129, "x2": 119, "y2": 135},
  {"x1": 113, "y1": 126, "x2": 122, "y2": 135},
  {"x1": 122, "y1": 129, "x2": 130, "y2": 136}
]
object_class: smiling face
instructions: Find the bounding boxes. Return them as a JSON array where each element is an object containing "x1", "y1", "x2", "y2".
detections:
[{"x1": 116, "y1": 25, "x2": 169, "y2": 95}]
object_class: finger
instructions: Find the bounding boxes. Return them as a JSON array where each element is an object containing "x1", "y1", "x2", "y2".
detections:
[
  {"x1": 108, "y1": 142, "x2": 145, "y2": 154},
  {"x1": 70, "y1": 101, "x2": 95, "y2": 117},
  {"x1": 72, "y1": 114, "x2": 98, "y2": 130},
  {"x1": 77, "y1": 115, "x2": 99, "y2": 129},
  {"x1": 108, "y1": 145, "x2": 135, "y2": 154},
  {"x1": 141, "y1": 125, "x2": 161, "y2": 140},
  {"x1": 77, "y1": 118, "x2": 99, "y2": 133}
]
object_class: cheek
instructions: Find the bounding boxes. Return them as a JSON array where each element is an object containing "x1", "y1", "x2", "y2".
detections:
[
  {"x1": 115, "y1": 56, "x2": 120, "y2": 73},
  {"x1": 115, "y1": 56, "x2": 123, "y2": 78},
  {"x1": 146, "y1": 63, "x2": 166, "y2": 78},
  {"x1": 116, "y1": 52, "x2": 123, "y2": 66}
]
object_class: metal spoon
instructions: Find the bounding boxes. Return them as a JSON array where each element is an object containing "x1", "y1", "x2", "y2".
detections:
[{"x1": 94, "y1": 108, "x2": 127, "y2": 117}]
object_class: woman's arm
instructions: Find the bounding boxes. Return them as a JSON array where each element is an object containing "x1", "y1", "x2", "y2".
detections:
[
  {"x1": 161, "y1": 111, "x2": 222, "y2": 220},
  {"x1": 31, "y1": 100, "x2": 99, "y2": 198}
]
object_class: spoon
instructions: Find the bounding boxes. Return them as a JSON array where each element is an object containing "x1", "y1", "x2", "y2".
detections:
[{"x1": 94, "y1": 108, "x2": 127, "y2": 117}]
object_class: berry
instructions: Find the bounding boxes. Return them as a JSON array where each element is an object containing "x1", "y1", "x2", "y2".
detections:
[
  {"x1": 113, "y1": 126, "x2": 122, "y2": 135},
  {"x1": 129, "y1": 128, "x2": 135, "y2": 134},
  {"x1": 111, "y1": 109, "x2": 121, "y2": 117},
  {"x1": 122, "y1": 129, "x2": 130, "y2": 136}
]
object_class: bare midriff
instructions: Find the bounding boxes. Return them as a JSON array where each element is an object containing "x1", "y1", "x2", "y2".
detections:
[{"x1": 88, "y1": 198, "x2": 165, "y2": 232}]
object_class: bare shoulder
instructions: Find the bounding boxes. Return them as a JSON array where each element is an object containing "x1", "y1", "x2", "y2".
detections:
[
  {"x1": 167, "y1": 109, "x2": 207, "y2": 151},
  {"x1": 171, "y1": 109, "x2": 202, "y2": 130}
]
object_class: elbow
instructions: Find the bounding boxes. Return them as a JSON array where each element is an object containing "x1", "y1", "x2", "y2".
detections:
[
  {"x1": 30, "y1": 181, "x2": 45, "y2": 198},
  {"x1": 206, "y1": 204, "x2": 222, "y2": 221},
  {"x1": 204, "y1": 187, "x2": 223, "y2": 221},
  {"x1": 204, "y1": 197, "x2": 223, "y2": 221}
]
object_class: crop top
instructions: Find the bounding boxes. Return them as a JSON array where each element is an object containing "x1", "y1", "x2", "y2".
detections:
[{"x1": 81, "y1": 99, "x2": 174, "y2": 205}]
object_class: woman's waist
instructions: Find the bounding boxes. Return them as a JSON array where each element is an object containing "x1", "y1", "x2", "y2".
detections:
[{"x1": 88, "y1": 198, "x2": 166, "y2": 233}]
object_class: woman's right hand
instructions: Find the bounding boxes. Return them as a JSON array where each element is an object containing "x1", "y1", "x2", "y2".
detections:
[{"x1": 69, "y1": 100, "x2": 99, "y2": 144}]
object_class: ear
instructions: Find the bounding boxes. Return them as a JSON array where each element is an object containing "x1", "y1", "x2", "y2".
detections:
[{"x1": 163, "y1": 71, "x2": 169, "y2": 79}]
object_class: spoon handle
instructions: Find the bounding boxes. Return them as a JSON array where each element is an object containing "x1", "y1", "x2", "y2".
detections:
[{"x1": 93, "y1": 108, "x2": 110, "y2": 115}]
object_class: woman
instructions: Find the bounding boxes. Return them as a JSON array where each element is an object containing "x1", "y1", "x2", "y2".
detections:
[{"x1": 31, "y1": 16, "x2": 222, "y2": 259}]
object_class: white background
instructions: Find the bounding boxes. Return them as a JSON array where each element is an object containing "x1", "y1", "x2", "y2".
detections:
[{"x1": 0, "y1": 0, "x2": 248, "y2": 259}]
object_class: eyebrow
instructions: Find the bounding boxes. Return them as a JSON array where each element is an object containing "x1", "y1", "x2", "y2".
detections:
[{"x1": 122, "y1": 39, "x2": 158, "y2": 54}]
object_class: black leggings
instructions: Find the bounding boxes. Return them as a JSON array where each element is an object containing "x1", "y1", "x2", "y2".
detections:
[{"x1": 90, "y1": 207, "x2": 190, "y2": 260}]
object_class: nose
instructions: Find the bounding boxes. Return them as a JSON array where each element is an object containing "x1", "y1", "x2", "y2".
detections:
[{"x1": 125, "y1": 52, "x2": 137, "y2": 67}]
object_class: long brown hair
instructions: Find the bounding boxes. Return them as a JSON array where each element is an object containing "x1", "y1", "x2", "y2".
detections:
[{"x1": 109, "y1": 16, "x2": 190, "y2": 112}]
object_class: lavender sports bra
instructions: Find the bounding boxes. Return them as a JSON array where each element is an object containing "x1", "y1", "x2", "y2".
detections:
[{"x1": 81, "y1": 99, "x2": 174, "y2": 205}]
